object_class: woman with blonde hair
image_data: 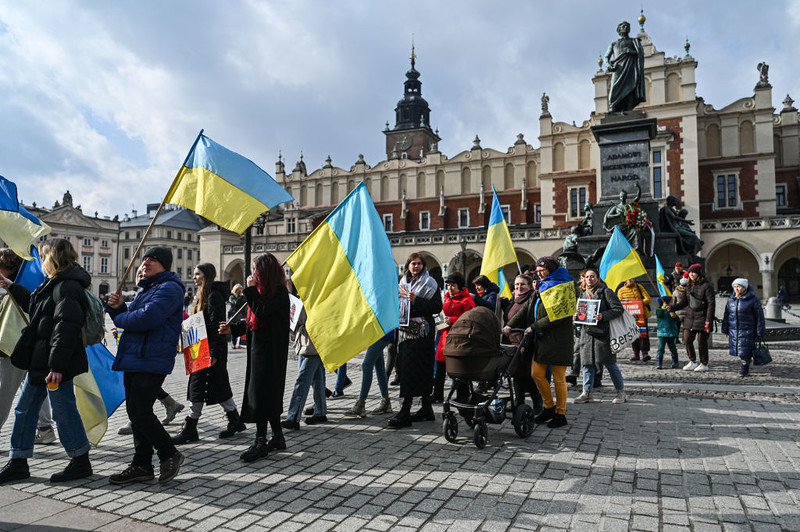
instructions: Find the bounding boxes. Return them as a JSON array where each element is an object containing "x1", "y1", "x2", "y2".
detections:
[{"x1": 0, "y1": 238, "x2": 93, "y2": 484}]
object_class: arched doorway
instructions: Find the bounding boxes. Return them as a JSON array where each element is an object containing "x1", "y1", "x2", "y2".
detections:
[
  {"x1": 225, "y1": 260, "x2": 245, "y2": 288},
  {"x1": 98, "y1": 282, "x2": 109, "y2": 296},
  {"x1": 778, "y1": 258, "x2": 800, "y2": 303}
]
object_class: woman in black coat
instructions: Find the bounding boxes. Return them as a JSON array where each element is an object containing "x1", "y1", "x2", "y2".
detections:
[
  {"x1": 0, "y1": 238, "x2": 92, "y2": 485},
  {"x1": 173, "y1": 263, "x2": 245, "y2": 445},
  {"x1": 221, "y1": 253, "x2": 289, "y2": 462},
  {"x1": 388, "y1": 253, "x2": 443, "y2": 429},
  {"x1": 722, "y1": 278, "x2": 765, "y2": 377}
]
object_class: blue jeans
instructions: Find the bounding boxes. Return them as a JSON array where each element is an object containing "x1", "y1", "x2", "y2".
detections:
[
  {"x1": 287, "y1": 355, "x2": 327, "y2": 421},
  {"x1": 583, "y1": 362, "x2": 624, "y2": 392},
  {"x1": 10, "y1": 377, "x2": 90, "y2": 459},
  {"x1": 360, "y1": 336, "x2": 390, "y2": 400},
  {"x1": 335, "y1": 363, "x2": 349, "y2": 392}
]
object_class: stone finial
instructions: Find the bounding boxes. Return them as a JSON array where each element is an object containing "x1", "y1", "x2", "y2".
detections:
[
  {"x1": 638, "y1": 8, "x2": 646, "y2": 33},
  {"x1": 324, "y1": 155, "x2": 333, "y2": 169},
  {"x1": 782, "y1": 94, "x2": 797, "y2": 112},
  {"x1": 515, "y1": 133, "x2": 526, "y2": 145},
  {"x1": 472, "y1": 135, "x2": 482, "y2": 150},
  {"x1": 356, "y1": 153, "x2": 366, "y2": 165},
  {"x1": 384, "y1": 120, "x2": 390, "y2": 132},
  {"x1": 684, "y1": 38, "x2": 692, "y2": 59},
  {"x1": 540, "y1": 93, "x2": 551, "y2": 118},
  {"x1": 62, "y1": 190, "x2": 73, "y2": 206}
]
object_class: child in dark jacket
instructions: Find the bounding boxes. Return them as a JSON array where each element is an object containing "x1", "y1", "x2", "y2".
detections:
[{"x1": 656, "y1": 296, "x2": 681, "y2": 369}]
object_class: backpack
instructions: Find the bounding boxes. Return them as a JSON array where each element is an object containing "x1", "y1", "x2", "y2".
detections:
[{"x1": 53, "y1": 283, "x2": 106, "y2": 347}]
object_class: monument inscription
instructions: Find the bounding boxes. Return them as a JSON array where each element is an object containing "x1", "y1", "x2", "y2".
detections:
[{"x1": 600, "y1": 140, "x2": 651, "y2": 199}]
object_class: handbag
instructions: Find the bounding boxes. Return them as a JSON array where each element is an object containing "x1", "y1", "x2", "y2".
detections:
[
  {"x1": 752, "y1": 341, "x2": 772, "y2": 366},
  {"x1": 688, "y1": 292, "x2": 705, "y2": 311},
  {"x1": 608, "y1": 311, "x2": 640, "y2": 354}
]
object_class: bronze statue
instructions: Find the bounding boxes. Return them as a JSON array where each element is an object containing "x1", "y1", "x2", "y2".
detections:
[
  {"x1": 577, "y1": 202, "x2": 594, "y2": 236},
  {"x1": 658, "y1": 195, "x2": 704, "y2": 256},
  {"x1": 604, "y1": 21, "x2": 646, "y2": 112},
  {"x1": 603, "y1": 184, "x2": 643, "y2": 249}
]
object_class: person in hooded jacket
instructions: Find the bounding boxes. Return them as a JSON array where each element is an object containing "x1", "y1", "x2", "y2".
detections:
[
  {"x1": 433, "y1": 273, "x2": 475, "y2": 402},
  {"x1": 106, "y1": 246, "x2": 186, "y2": 485},
  {"x1": 721, "y1": 278, "x2": 765, "y2": 377},
  {"x1": 471, "y1": 275, "x2": 500, "y2": 311},
  {"x1": 172, "y1": 263, "x2": 246, "y2": 445},
  {"x1": 669, "y1": 263, "x2": 715, "y2": 372},
  {"x1": 0, "y1": 238, "x2": 92, "y2": 485}
]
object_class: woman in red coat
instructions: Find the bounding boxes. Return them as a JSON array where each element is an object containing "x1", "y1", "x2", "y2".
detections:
[{"x1": 433, "y1": 273, "x2": 475, "y2": 402}]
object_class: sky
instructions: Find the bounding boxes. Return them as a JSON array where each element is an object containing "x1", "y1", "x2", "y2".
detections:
[{"x1": 1, "y1": 1, "x2": 799, "y2": 219}]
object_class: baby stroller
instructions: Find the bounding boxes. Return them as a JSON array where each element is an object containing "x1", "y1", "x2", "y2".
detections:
[{"x1": 441, "y1": 306, "x2": 535, "y2": 448}]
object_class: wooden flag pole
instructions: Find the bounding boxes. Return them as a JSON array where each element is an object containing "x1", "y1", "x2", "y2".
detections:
[
  {"x1": 5, "y1": 290, "x2": 30, "y2": 326},
  {"x1": 115, "y1": 129, "x2": 204, "y2": 293}
]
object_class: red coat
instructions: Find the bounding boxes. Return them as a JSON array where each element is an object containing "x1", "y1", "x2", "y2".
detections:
[{"x1": 436, "y1": 288, "x2": 476, "y2": 361}]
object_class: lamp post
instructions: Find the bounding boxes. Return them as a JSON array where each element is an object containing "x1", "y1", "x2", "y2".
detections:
[
  {"x1": 459, "y1": 237, "x2": 468, "y2": 276},
  {"x1": 244, "y1": 213, "x2": 269, "y2": 279}
]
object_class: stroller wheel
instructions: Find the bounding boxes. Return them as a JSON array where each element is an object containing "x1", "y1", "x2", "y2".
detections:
[
  {"x1": 473, "y1": 421, "x2": 488, "y2": 449},
  {"x1": 513, "y1": 404, "x2": 535, "y2": 437},
  {"x1": 443, "y1": 413, "x2": 458, "y2": 443}
]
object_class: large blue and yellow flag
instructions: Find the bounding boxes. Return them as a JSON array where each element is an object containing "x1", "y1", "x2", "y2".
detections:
[
  {"x1": 0, "y1": 175, "x2": 51, "y2": 260},
  {"x1": 480, "y1": 186, "x2": 516, "y2": 299},
  {"x1": 165, "y1": 132, "x2": 294, "y2": 234},
  {"x1": 599, "y1": 226, "x2": 646, "y2": 291},
  {"x1": 654, "y1": 254, "x2": 672, "y2": 298},
  {"x1": 286, "y1": 182, "x2": 399, "y2": 372},
  {"x1": 14, "y1": 246, "x2": 46, "y2": 292},
  {"x1": 538, "y1": 266, "x2": 577, "y2": 321},
  {"x1": 75, "y1": 344, "x2": 125, "y2": 445}
]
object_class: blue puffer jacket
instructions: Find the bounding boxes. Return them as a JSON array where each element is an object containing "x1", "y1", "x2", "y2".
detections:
[
  {"x1": 721, "y1": 286, "x2": 765, "y2": 358},
  {"x1": 106, "y1": 271, "x2": 185, "y2": 374}
]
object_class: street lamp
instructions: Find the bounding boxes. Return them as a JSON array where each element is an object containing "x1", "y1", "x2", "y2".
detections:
[
  {"x1": 459, "y1": 237, "x2": 468, "y2": 276},
  {"x1": 244, "y1": 213, "x2": 269, "y2": 279}
]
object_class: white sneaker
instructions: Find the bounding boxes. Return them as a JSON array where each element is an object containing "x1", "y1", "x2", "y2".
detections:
[
  {"x1": 35, "y1": 426, "x2": 56, "y2": 445},
  {"x1": 612, "y1": 390, "x2": 627, "y2": 404},
  {"x1": 683, "y1": 361, "x2": 699, "y2": 371},
  {"x1": 574, "y1": 391, "x2": 594, "y2": 404},
  {"x1": 693, "y1": 364, "x2": 709, "y2": 372}
]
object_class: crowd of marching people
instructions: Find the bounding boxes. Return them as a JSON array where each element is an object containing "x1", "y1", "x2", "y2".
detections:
[{"x1": 0, "y1": 243, "x2": 769, "y2": 486}]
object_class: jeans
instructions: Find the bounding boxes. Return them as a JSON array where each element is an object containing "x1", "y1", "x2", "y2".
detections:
[
  {"x1": 360, "y1": 336, "x2": 390, "y2": 400},
  {"x1": 684, "y1": 329, "x2": 709, "y2": 365},
  {"x1": 124, "y1": 372, "x2": 178, "y2": 469},
  {"x1": 334, "y1": 363, "x2": 349, "y2": 392},
  {"x1": 0, "y1": 357, "x2": 52, "y2": 432},
  {"x1": 287, "y1": 355, "x2": 327, "y2": 421},
  {"x1": 583, "y1": 362, "x2": 624, "y2": 392},
  {"x1": 10, "y1": 377, "x2": 90, "y2": 459}
]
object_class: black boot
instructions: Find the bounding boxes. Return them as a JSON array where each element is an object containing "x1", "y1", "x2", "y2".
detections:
[
  {"x1": 171, "y1": 417, "x2": 199, "y2": 444},
  {"x1": 387, "y1": 410, "x2": 412, "y2": 428},
  {"x1": 411, "y1": 396, "x2": 435, "y2": 421},
  {"x1": 546, "y1": 414, "x2": 568, "y2": 429},
  {"x1": 51, "y1": 451, "x2": 92, "y2": 482},
  {"x1": 219, "y1": 409, "x2": 247, "y2": 439},
  {"x1": 240, "y1": 437, "x2": 268, "y2": 462},
  {"x1": 534, "y1": 406, "x2": 555, "y2": 425},
  {"x1": 0, "y1": 459, "x2": 29, "y2": 484}
]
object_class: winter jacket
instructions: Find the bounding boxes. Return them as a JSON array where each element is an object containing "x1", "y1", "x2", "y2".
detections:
[
  {"x1": 671, "y1": 277, "x2": 715, "y2": 331},
  {"x1": 472, "y1": 283, "x2": 500, "y2": 311},
  {"x1": 107, "y1": 270, "x2": 185, "y2": 374},
  {"x1": 294, "y1": 309, "x2": 318, "y2": 357},
  {"x1": 656, "y1": 307, "x2": 680, "y2": 338},
  {"x1": 506, "y1": 289, "x2": 574, "y2": 367},
  {"x1": 577, "y1": 284, "x2": 624, "y2": 367},
  {"x1": 10, "y1": 264, "x2": 90, "y2": 384},
  {"x1": 721, "y1": 286, "x2": 765, "y2": 359},
  {"x1": 436, "y1": 287, "x2": 475, "y2": 361},
  {"x1": 616, "y1": 283, "x2": 651, "y2": 319},
  {"x1": 502, "y1": 289, "x2": 534, "y2": 346},
  {"x1": 228, "y1": 293, "x2": 246, "y2": 319}
]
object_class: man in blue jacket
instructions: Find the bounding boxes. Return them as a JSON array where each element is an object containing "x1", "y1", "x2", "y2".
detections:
[{"x1": 105, "y1": 247, "x2": 186, "y2": 485}]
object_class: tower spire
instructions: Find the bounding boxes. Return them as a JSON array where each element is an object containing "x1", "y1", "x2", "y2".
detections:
[{"x1": 410, "y1": 34, "x2": 416, "y2": 69}]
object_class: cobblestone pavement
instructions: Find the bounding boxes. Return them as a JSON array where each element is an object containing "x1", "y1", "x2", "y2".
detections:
[{"x1": 1, "y1": 326, "x2": 799, "y2": 531}]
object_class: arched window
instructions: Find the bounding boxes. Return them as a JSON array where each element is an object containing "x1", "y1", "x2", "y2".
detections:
[
  {"x1": 315, "y1": 183, "x2": 323, "y2": 205},
  {"x1": 380, "y1": 176, "x2": 389, "y2": 201},
  {"x1": 578, "y1": 139, "x2": 591, "y2": 170},
  {"x1": 436, "y1": 169, "x2": 445, "y2": 194},
  {"x1": 775, "y1": 135, "x2": 783, "y2": 167},
  {"x1": 461, "y1": 167, "x2": 471, "y2": 194},
  {"x1": 416, "y1": 172, "x2": 426, "y2": 197},
  {"x1": 553, "y1": 142, "x2": 565, "y2": 172},
  {"x1": 347, "y1": 179, "x2": 355, "y2": 194},
  {"x1": 526, "y1": 161, "x2": 537, "y2": 187},
  {"x1": 482, "y1": 165, "x2": 491, "y2": 192},
  {"x1": 365, "y1": 177, "x2": 372, "y2": 197},
  {"x1": 706, "y1": 124, "x2": 721, "y2": 158},
  {"x1": 739, "y1": 120, "x2": 755, "y2": 154},
  {"x1": 666, "y1": 73, "x2": 681, "y2": 102},
  {"x1": 330, "y1": 181, "x2": 339, "y2": 205},
  {"x1": 398, "y1": 173, "x2": 407, "y2": 199},
  {"x1": 300, "y1": 185, "x2": 307, "y2": 206},
  {"x1": 504, "y1": 163, "x2": 514, "y2": 190}
]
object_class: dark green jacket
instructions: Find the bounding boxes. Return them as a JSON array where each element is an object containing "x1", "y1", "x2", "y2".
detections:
[{"x1": 506, "y1": 292, "x2": 574, "y2": 366}]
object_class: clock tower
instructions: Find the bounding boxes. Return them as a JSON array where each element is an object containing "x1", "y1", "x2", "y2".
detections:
[{"x1": 384, "y1": 45, "x2": 440, "y2": 160}]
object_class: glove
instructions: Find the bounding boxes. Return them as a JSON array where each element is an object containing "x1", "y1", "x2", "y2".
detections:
[{"x1": 704, "y1": 321, "x2": 711, "y2": 333}]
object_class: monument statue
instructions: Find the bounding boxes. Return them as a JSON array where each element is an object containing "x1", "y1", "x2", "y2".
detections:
[
  {"x1": 659, "y1": 195, "x2": 703, "y2": 256},
  {"x1": 756, "y1": 62, "x2": 770, "y2": 88},
  {"x1": 604, "y1": 21, "x2": 646, "y2": 112},
  {"x1": 603, "y1": 183, "x2": 653, "y2": 254},
  {"x1": 577, "y1": 202, "x2": 594, "y2": 236},
  {"x1": 560, "y1": 225, "x2": 586, "y2": 270}
]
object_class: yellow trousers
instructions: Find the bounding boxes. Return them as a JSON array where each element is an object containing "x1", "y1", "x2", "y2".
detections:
[{"x1": 531, "y1": 362, "x2": 567, "y2": 415}]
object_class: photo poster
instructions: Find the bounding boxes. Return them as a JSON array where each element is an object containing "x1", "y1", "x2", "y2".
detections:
[
  {"x1": 575, "y1": 298, "x2": 600, "y2": 325},
  {"x1": 289, "y1": 293, "x2": 304, "y2": 332},
  {"x1": 399, "y1": 295, "x2": 411, "y2": 327},
  {"x1": 620, "y1": 299, "x2": 648, "y2": 337},
  {"x1": 181, "y1": 312, "x2": 211, "y2": 375}
]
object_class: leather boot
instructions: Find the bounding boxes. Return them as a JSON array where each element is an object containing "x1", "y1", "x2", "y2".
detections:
[
  {"x1": 534, "y1": 406, "x2": 555, "y2": 425},
  {"x1": 240, "y1": 437, "x2": 268, "y2": 462},
  {"x1": 171, "y1": 417, "x2": 199, "y2": 444},
  {"x1": 344, "y1": 399, "x2": 367, "y2": 418},
  {"x1": 411, "y1": 396, "x2": 435, "y2": 422},
  {"x1": 219, "y1": 409, "x2": 247, "y2": 439},
  {"x1": 159, "y1": 395, "x2": 185, "y2": 425},
  {"x1": 0, "y1": 459, "x2": 29, "y2": 485},
  {"x1": 51, "y1": 451, "x2": 92, "y2": 482}
]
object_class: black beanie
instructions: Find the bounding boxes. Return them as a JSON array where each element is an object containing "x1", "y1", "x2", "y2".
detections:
[{"x1": 143, "y1": 246, "x2": 173, "y2": 271}]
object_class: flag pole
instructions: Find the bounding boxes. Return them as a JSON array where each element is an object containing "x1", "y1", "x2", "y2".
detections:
[
  {"x1": 5, "y1": 290, "x2": 30, "y2": 326},
  {"x1": 115, "y1": 129, "x2": 204, "y2": 292}
]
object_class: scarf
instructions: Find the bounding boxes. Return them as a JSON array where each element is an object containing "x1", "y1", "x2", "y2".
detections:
[{"x1": 398, "y1": 268, "x2": 439, "y2": 341}]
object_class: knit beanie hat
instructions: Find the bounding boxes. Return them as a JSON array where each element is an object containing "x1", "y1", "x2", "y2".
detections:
[
  {"x1": 535, "y1": 256, "x2": 560, "y2": 274},
  {"x1": 142, "y1": 246, "x2": 173, "y2": 271},
  {"x1": 445, "y1": 273, "x2": 466, "y2": 290},
  {"x1": 732, "y1": 278, "x2": 749, "y2": 289},
  {"x1": 688, "y1": 263, "x2": 703, "y2": 275}
]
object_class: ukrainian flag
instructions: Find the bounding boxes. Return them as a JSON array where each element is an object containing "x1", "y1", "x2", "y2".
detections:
[
  {"x1": 480, "y1": 186, "x2": 516, "y2": 299},
  {"x1": 75, "y1": 344, "x2": 125, "y2": 445},
  {"x1": 286, "y1": 182, "x2": 399, "y2": 372},
  {"x1": 538, "y1": 266, "x2": 577, "y2": 321},
  {"x1": 14, "y1": 246, "x2": 46, "y2": 292},
  {"x1": 164, "y1": 132, "x2": 294, "y2": 234},
  {"x1": 599, "y1": 226, "x2": 646, "y2": 291},
  {"x1": 654, "y1": 254, "x2": 672, "y2": 297},
  {"x1": 0, "y1": 175, "x2": 51, "y2": 260}
]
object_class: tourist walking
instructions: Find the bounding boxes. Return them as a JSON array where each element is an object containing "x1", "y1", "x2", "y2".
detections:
[{"x1": 721, "y1": 278, "x2": 765, "y2": 377}]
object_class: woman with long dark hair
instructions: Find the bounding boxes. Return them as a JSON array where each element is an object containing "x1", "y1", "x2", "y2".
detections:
[
  {"x1": 220, "y1": 253, "x2": 289, "y2": 462},
  {"x1": 173, "y1": 263, "x2": 245, "y2": 444}
]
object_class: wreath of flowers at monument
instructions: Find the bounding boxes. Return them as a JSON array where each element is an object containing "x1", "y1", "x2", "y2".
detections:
[{"x1": 623, "y1": 202, "x2": 648, "y2": 230}]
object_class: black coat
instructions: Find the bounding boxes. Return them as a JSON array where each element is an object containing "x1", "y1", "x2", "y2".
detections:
[
  {"x1": 187, "y1": 282, "x2": 233, "y2": 404},
  {"x1": 671, "y1": 277, "x2": 715, "y2": 331},
  {"x1": 506, "y1": 293, "x2": 574, "y2": 367},
  {"x1": 230, "y1": 285, "x2": 289, "y2": 422},
  {"x1": 577, "y1": 284, "x2": 624, "y2": 367},
  {"x1": 11, "y1": 264, "x2": 90, "y2": 384},
  {"x1": 398, "y1": 290, "x2": 443, "y2": 399}
]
